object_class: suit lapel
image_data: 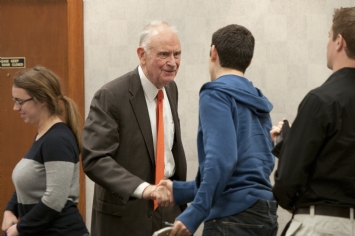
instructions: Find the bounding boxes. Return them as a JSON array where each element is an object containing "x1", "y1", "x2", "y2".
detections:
[
  {"x1": 129, "y1": 69, "x2": 155, "y2": 165},
  {"x1": 165, "y1": 84, "x2": 179, "y2": 137}
]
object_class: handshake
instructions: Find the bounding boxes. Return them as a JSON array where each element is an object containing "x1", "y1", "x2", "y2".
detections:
[{"x1": 142, "y1": 180, "x2": 174, "y2": 207}]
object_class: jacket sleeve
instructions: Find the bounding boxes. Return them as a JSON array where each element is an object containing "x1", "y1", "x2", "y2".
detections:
[
  {"x1": 82, "y1": 88, "x2": 144, "y2": 202},
  {"x1": 173, "y1": 180, "x2": 196, "y2": 205},
  {"x1": 176, "y1": 91, "x2": 238, "y2": 234},
  {"x1": 5, "y1": 191, "x2": 19, "y2": 217}
]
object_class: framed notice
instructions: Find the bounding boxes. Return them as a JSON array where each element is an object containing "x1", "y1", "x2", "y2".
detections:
[{"x1": 0, "y1": 57, "x2": 26, "y2": 68}]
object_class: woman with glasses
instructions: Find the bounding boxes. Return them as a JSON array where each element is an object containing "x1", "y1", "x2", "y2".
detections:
[{"x1": 1, "y1": 66, "x2": 89, "y2": 236}]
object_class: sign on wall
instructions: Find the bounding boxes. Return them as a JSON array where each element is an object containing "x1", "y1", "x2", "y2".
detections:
[{"x1": 0, "y1": 57, "x2": 26, "y2": 68}]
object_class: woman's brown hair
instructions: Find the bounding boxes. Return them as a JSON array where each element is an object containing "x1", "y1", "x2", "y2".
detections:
[{"x1": 13, "y1": 66, "x2": 82, "y2": 151}]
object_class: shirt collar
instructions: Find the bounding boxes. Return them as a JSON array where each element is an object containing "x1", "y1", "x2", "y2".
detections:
[{"x1": 138, "y1": 65, "x2": 163, "y2": 102}]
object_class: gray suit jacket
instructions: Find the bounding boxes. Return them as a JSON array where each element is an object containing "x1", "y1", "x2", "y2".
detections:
[{"x1": 82, "y1": 68, "x2": 187, "y2": 235}]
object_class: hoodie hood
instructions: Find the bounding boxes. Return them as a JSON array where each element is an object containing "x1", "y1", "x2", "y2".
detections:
[{"x1": 200, "y1": 74, "x2": 273, "y2": 117}]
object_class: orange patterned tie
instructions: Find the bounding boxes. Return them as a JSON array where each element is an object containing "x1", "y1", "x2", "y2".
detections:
[{"x1": 154, "y1": 90, "x2": 164, "y2": 210}]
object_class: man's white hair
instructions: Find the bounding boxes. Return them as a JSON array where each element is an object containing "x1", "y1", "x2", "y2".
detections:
[{"x1": 139, "y1": 21, "x2": 178, "y2": 54}]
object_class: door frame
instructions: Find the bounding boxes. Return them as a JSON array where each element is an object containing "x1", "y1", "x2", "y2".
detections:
[{"x1": 68, "y1": 0, "x2": 86, "y2": 219}]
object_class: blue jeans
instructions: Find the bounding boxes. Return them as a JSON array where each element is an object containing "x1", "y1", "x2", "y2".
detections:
[{"x1": 203, "y1": 199, "x2": 278, "y2": 236}]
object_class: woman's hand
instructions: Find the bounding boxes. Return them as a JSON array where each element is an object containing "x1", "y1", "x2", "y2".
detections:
[
  {"x1": 6, "y1": 224, "x2": 19, "y2": 236},
  {"x1": 1, "y1": 211, "x2": 18, "y2": 232}
]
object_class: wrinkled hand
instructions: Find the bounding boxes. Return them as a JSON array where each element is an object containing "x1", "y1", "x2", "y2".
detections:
[
  {"x1": 270, "y1": 120, "x2": 286, "y2": 143},
  {"x1": 142, "y1": 184, "x2": 174, "y2": 207},
  {"x1": 154, "y1": 179, "x2": 174, "y2": 206},
  {"x1": 6, "y1": 224, "x2": 19, "y2": 236},
  {"x1": 151, "y1": 179, "x2": 174, "y2": 207},
  {"x1": 1, "y1": 211, "x2": 18, "y2": 232},
  {"x1": 169, "y1": 220, "x2": 192, "y2": 236},
  {"x1": 151, "y1": 185, "x2": 174, "y2": 207},
  {"x1": 158, "y1": 179, "x2": 173, "y2": 192},
  {"x1": 142, "y1": 185, "x2": 157, "y2": 200}
]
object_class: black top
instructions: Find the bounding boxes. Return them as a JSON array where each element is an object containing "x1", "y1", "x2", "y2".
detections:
[
  {"x1": 6, "y1": 123, "x2": 88, "y2": 236},
  {"x1": 273, "y1": 67, "x2": 355, "y2": 210}
]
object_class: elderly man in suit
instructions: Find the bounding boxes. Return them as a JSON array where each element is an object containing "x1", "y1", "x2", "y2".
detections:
[{"x1": 82, "y1": 21, "x2": 187, "y2": 236}]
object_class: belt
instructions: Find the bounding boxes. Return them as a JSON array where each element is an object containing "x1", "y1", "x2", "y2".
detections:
[{"x1": 294, "y1": 205, "x2": 352, "y2": 219}]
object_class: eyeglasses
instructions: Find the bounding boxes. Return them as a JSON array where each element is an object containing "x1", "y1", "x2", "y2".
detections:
[{"x1": 13, "y1": 97, "x2": 33, "y2": 108}]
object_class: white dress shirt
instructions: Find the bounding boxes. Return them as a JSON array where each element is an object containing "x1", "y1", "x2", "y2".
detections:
[{"x1": 131, "y1": 66, "x2": 176, "y2": 198}]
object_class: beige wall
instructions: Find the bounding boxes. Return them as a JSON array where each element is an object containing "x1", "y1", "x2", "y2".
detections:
[{"x1": 83, "y1": 1, "x2": 353, "y2": 234}]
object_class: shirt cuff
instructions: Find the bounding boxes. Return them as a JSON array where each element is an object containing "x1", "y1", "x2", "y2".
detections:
[{"x1": 131, "y1": 182, "x2": 150, "y2": 199}]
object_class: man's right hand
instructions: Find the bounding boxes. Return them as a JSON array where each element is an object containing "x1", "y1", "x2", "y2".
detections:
[
  {"x1": 153, "y1": 184, "x2": 174, "y2": 207},
  {"x1": 153, "y1": 180, "x2": 174, "y2": 207},
  {"x1": 1, "y1": 211, "x2": 18, "y2": 232},
  {"x1": 142, "y1": 184, "x2": 174, "y2": 207},
  {"x1": 158, "y1": 179, "x2": 173, "y2": 192},
  {"x1": 142, "y1": 185, "x2": 157, "y2": 200}
]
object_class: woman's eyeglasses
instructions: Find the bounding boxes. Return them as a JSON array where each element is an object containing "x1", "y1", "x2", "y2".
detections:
[{"x1": 13, "y1": 98, "x2": 33, "y2": 108}]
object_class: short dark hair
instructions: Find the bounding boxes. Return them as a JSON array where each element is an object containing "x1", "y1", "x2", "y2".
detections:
[
  {"x1": 332, "y1": 7, "x2": 355, "y2": 59},
  {"x1": 211, "y1": 24, "x2": 254, "y2": 73}
]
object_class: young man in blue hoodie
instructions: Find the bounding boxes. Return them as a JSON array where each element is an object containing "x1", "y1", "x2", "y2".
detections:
[{"x1": 156, "y1": 24, "x2": 278, "y2": 236}]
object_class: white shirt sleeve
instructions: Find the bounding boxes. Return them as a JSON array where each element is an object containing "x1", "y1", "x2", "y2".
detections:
[{"x1": 131, "y1": 182, "x2": 150, "y2": 198}]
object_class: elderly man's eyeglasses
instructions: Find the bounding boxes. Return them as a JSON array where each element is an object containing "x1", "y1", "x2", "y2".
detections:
[{"x1": 13, "y1": 98, "x2": 33, "y2": 108}]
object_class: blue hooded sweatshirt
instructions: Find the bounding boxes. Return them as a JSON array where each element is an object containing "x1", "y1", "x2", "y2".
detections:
[{"x1": 173, "y1": 74, "x2": 275, "y2": 234}]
